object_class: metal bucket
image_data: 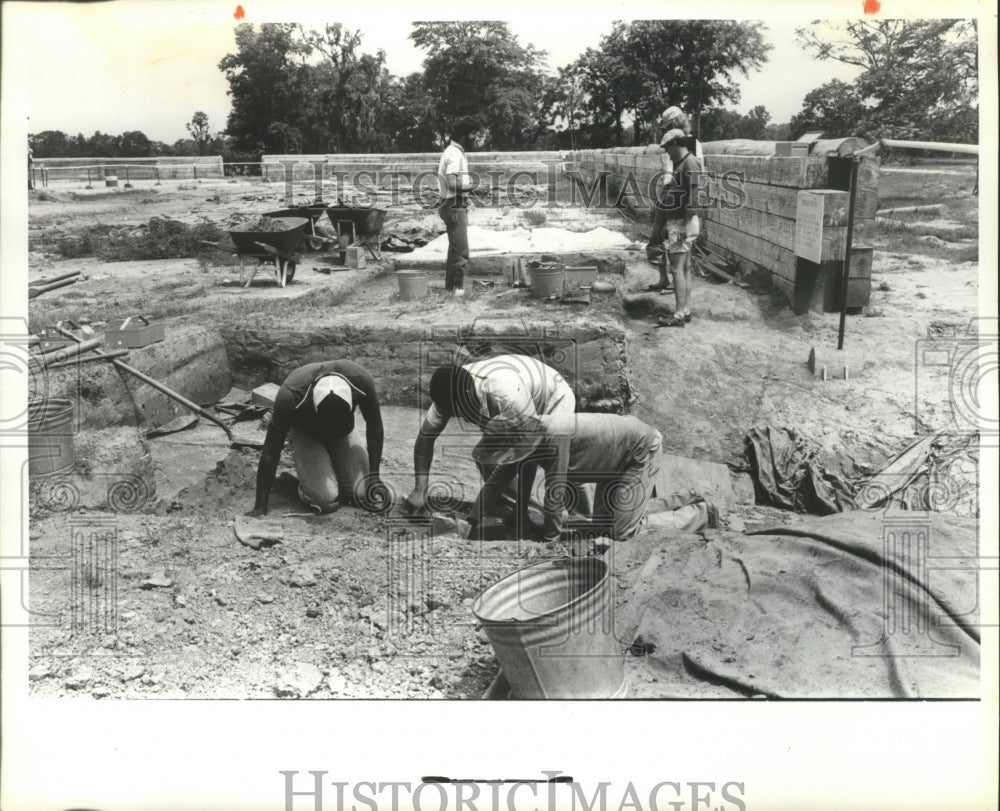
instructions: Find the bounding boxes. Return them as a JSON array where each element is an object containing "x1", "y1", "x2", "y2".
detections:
[
  {"x1": 530, "y1": 266, "x2": 566, "y2": 299},
  {"x1": 397, "y1": 270, "x2": 429, "y2": 300},
  {"x1": 28, "y1": 397, "x2": 76, "y2": 477},
  {"x1": 473, "y1": 557, "x2": 626, "y2": 699}
]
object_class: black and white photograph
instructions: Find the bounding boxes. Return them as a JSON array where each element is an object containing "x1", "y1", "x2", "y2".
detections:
[{"x1": 1, "y1": 0, "x2": 996, "y2": 808}]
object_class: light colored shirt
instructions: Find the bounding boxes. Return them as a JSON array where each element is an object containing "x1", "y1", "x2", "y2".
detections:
[
  {"x1": 437, "y1": 142, "x2": 470, "y2": 201},
  {"x1": 423, "y1": 354, "x2": 575, "y2": 434}
]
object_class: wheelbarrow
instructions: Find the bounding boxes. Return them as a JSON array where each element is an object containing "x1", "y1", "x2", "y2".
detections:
[
  {"x1": 206, "y1": 216, "x2": 309, "y2": 288},
  {"x1": 264, "y1": 205, "x2": 330, "y2": 251},
  {"x1": 324, "y1": 205, "x2": 388, "y2": 262}
]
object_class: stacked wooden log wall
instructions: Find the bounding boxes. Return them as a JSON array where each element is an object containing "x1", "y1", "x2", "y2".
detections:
[{"x1": 565, "y1": 138, "x2": 878, "y2": 314}]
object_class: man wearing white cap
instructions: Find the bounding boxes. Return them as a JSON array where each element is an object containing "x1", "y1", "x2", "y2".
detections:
[{"x1": 249, "y1": 360, "x2": 386, "y2": 516}]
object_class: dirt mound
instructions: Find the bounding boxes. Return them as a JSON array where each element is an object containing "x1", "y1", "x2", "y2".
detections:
[
  {"x1": 229, "y1": 215, "x2": 296, "y2": 233},
  {"x1": 172, "y1": 448, "x2": 261, "y2": 514}
]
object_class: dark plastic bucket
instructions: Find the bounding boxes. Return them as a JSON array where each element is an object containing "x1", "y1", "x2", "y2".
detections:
[
  {"x1": 473, "y1": 557, "x2": 626, "y2": 698},
  {"x1": 28, "y1": 397, "x2": 75, "y2": 477}
]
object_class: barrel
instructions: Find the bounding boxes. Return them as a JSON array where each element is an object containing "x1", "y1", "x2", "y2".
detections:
[
  {"x1": 473, "y1": 557, "x2": 626, "y2": 699},
  {"x1": 28, "y1": 398, "x2": 76, "y2": 477},
  {"x1": 529, "y1": 266, "x2": 566, "y2": 299},
  {"x1": 396, "y1": 269, "x2": 429, "y2": 300}
]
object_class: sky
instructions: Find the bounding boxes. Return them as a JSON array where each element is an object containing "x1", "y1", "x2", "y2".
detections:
[{"x1": 9, "y1": 1, "x2": 879, "y2": 144}]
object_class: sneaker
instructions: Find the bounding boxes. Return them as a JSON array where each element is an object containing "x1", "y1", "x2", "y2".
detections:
[
  {"x1": 452, "y1": 288, "x2": 465, "y2": 297},
  {"x1": 656, "y1": 314, "x2": 686, "y2": 328},
  {"x1": 683, "y1": 313, "x2": 692, "y2": 323}
]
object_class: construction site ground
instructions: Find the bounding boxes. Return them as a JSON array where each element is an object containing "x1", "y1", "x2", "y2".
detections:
[{"x1": 25, "y1": 162, "x2": 981, "y2": 699}]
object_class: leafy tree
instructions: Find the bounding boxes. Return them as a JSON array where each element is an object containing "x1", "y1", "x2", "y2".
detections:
[
  {"x1": 795, "y1": 19, "x2": 978, "y2": 142},
  {"x1": 383, "y1": 72, "x2": 439, "y2": 151},
  {"x1": 554, "y1": 21, "x2": 771, "y2": 145},
  {"x1": 410, "y1": 22, "x2": 549, "y2": 149},
  {"x1": 29, "y1": 130, "x2": 71, "y2": 158},
  {"x1": 219, "y1": 23, "x2": 310, "y2": 153},
  {"x1": 186, "y1": 112, "x2": 213, "y2": 155},
  {"x1": 788, "y1": 79, "x2": 865, "y2": 138}
]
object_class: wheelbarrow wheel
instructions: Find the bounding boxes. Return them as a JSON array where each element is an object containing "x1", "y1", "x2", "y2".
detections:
[{"x1": 284, "y1": 262, "x2": 296, "y2": 283}]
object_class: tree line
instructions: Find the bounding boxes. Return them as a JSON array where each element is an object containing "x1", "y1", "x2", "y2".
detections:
[{"x1": 29, "y1": 19, "x2": 978, "y2": 160}]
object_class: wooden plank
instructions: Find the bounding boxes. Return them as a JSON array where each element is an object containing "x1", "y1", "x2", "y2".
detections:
[
  {"x1": 704, "y1": 219, "x2": 797, "y2": 281},
  {"x1": 702, "y1": 178, "x2": 854, "y2": 226},
  {"x1": 705, "y1": 204, "x2": 850, "y2": 261},
  {"x1": 701, "y1": 155, "x2": 828, "y2": 188}
]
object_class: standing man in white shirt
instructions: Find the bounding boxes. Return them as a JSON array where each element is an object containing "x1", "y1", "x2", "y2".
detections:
[{"x1": 437, "y1": 117, "x2": 478, "y2": 296}]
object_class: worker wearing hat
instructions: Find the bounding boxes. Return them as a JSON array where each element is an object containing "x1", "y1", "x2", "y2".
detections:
[
  {"x1": 655, "y1": 128, "x2": 703, "y2": 327},
  {"x1": 646, "y1": 106, "x2": 703, "y2": 275},
  {"x1": 248, "y1": 360, "x2": 386, "y2": 516},
  {"x1": 470, "y1": 412, "x2": 664, "y2": 543}
]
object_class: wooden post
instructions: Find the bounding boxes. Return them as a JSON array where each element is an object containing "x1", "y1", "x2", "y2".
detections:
[{"x1": 837, "y1": 157, "x2": 860, "y2": 351}]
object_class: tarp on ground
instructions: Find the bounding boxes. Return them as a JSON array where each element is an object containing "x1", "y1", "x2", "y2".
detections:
[
  {"x1": 619, "y1": 509, "x2": 979, "y2": 698},
  {"x1": 410, "y1": 226, "x2": 632, "y2": 260}
]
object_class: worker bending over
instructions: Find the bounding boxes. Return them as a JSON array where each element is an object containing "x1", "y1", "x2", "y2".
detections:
[
  {"x1": 249, "y1": 360, "x2": 386, "y2": 516},
  {"x1": 471, "y1": 413, "x2": 666, "y2": 542},
  {"x1": 404, "y1": 354, "x2": 585, "y2": 522}
]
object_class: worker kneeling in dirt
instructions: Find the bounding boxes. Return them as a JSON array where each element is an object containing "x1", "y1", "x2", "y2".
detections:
[
  {"x1": 403, "y1": 354, "x2": 585, "y2": 522},
  {"x1": 249, "y1": 360, "x2": 387, "y2": 516},
  {"x1": 470, "y1": 413, "x2": 714, "y2": 542}
]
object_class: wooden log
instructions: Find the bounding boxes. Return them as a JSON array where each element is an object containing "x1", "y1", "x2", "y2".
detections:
[
  {"x1": 701, "y1": 137, "x2": 869, "y2": 157},
  {"x1": 702, "y1": 178, "x2": 856, "y2": 226},
  {"x1": 808, "y1": 346, "x2": 867, "y2": 379},
  {"x1": 704, "y1": 204, "x2": 850, "y2": 261},
  {"x1": 701, "y1": 155, "x2": 829, "y2": 188},
  {"x1": 876, "y1": 204, "x2": 947, "y2": 218}
]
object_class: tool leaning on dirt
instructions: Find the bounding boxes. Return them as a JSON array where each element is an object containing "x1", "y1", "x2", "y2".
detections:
[{"x1": 48, "y1": 324, "x2": 259, "y2": 449}]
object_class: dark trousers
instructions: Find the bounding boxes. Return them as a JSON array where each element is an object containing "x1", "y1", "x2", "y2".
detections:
[{"x1": 438, "y1": 201, "x2": 469, "y2": 290}]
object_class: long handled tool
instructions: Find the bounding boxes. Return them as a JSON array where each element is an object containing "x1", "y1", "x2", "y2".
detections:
[
  {"x1": 53, "y1": 324, "x2": 261, "y2": 449},
  {"x1": 29, "y1": 269, "x2": 82, "y2": 287},
  {"x1": 29, "y1": 276, "x2": 80, "y2": 299}
]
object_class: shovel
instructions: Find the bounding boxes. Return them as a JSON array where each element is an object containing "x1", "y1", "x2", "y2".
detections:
[{"x1": 53, "y1": 324, "x2": 263, "y2": 450}]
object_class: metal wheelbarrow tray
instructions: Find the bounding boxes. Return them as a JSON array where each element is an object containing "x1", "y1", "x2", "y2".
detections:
[
  {"x1": 324, "y1": 205, "x2": 388, "y2": 261},
  {"x1": 264, "y1": 205, "x2": 330, "y2": 250},
  {"x1": 226, "y1": 216, "x2": 309, "y2": 288}
]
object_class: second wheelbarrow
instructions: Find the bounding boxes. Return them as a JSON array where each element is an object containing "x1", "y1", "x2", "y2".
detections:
[
  {"x1": 264, "y1": 205, "x2": 330, "y2": 251},
  {"x1": 325, "y1": 205, "x2": 388, "y2": 262}
]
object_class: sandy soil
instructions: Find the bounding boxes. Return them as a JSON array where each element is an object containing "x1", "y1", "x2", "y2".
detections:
[{"x1": 25, "y1": 175, "x2": 980, "y2": 699}]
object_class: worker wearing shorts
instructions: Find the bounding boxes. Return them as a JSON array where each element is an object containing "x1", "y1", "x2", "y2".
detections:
[{"x1": 656, "y1": 129, "x2": 703, "y2": 328}]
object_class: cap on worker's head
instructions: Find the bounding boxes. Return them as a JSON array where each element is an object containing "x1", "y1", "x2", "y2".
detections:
[
  {"x1": 472, "y1": 414, "x2": 545, "y2": 466},
  {"x1": 429, "y1": 365, "x2": 479, "y2": 420},
  {"x1": 660, "y1": 128, "x2": 688, "y2": 149},
  {"x1": 312, "y1": 375, "x2": 355, "y2": 439},
  {"x1": 660, "y1": 106, "x2": 686, "y2": 127}
]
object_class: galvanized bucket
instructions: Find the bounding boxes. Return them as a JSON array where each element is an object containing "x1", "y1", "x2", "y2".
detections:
[
  {"x1": 473, "y1": 557, "x2": 626, "y2": 699},
  {"x1": 529, "y1": 266, "x2": 566, "y2": 299},
  {"x1": 396, "y1": 270, "x2": 429, "y2": 300},
  {"x1": 28, "y1": 397, "x2": 76, "y2": 477}
]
